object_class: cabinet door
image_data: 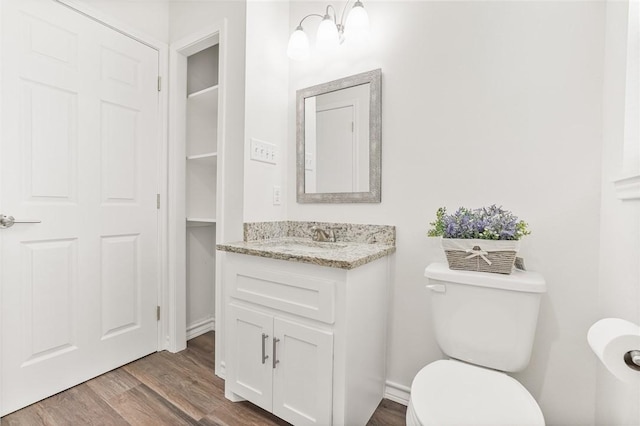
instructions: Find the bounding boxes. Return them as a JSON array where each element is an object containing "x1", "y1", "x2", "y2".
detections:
[
  {"x1": 226, "y1": 303, "x2": 273, "y2": 411},
  {"x1": 272, "y1": 318, "x2": 333, "y2": 426}
]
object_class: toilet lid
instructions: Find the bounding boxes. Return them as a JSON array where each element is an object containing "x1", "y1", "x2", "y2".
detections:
[{"x1": 409, "y1": 360, "x2": 545, "y2": 426}]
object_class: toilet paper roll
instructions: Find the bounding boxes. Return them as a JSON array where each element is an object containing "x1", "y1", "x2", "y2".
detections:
[{"x1": 588, "y1": 318, "x2": 640, "y2": 383}]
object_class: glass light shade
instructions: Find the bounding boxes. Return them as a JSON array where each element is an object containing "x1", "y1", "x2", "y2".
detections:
[
  {"x1": 316, "y1": 16, "x2": 339, "y2": 53},
  {"x1": 344, "y1": 1, "x2": 370, "y2": 43},
  {"x1": 287, "y1": 27, "x2": 310, "y2": 61}
]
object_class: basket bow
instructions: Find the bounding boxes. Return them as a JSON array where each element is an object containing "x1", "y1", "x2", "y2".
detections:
[{"x1": 465, "y1": 246, "x2": 492, "y2": 265}]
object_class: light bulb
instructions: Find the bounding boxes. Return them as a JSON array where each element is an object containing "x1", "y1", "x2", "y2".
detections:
[
  {"x1": 345, "y1": 1, "x2": 370, "y2": 43},
  {"x1": 287, "y1": 26, "x2": 310, "y2": 61},
  {"x1": 316, "y1": 15, "x2": 339, "y2": 53}
]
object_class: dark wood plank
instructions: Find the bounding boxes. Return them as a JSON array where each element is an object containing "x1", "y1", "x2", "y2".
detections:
[
  {"x1": 242, "y1": 401, "x2": 292, "y2": 426},
  {"x1": 179, "y1": 334, "x2": 226, "y2": 396},
  {"x1": 5, "y1": 383, "x2": 129, "y2": 426},
  {"x1": 107, "y1": 384, "x2": 199, "y2": 426},
  {"x1": 198, "y1": 400, "x2": 290, "y2": 426},
  {"x1": 86, "y1": 368, "x2": 141, "y2": 402},
  {"x1": 0, "y1": 403, "x2": 49, "y2": 426},
  {"x1": 122, "y1": 351, "x2": 220, "y2": 421},
  {"x1": 180, "y1": 332, "x2": 216, "y2": 378},
  {"x1": 367, "y1": 398, "x2": 407, "y2": 426}
]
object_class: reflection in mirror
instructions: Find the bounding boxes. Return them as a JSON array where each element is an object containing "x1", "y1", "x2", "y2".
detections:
[
  {"x1": 296, "y1": 69, "x2": 381, "y2": 203},
  {"x1": 304, "y1": 83, "x2": 370, "y2": 194}
]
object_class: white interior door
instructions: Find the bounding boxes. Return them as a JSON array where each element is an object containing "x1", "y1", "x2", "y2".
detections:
[
  {"x1": 316, "y1": 105, "x2": 355, "y2": 193},
  {"x1": 1, "y1": 0, "x2": 160, "y2": 415}
]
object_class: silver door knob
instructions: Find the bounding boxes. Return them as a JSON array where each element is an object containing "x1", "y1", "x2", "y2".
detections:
[{"x1": 0, "y1": 214, "x2": 41, "y2": 229}]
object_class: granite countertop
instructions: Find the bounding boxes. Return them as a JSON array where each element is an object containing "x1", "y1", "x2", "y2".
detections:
[{"x1": 217, "y1": 237, "x2": 396, "y2": 270}]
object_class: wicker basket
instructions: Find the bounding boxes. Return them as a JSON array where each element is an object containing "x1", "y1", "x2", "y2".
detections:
[{"x1": 441, "y1": 238, "x2": 519, "y2": 275}]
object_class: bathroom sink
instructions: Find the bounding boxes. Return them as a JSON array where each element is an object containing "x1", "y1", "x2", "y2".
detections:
[{"x1": 217, "y1": 222, "x2": 396, "y2": 269}]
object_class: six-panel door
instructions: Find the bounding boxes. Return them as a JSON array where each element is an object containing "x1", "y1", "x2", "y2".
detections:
[{"x1": 0, "y1": 0, "x2": 160, "y2": 415}]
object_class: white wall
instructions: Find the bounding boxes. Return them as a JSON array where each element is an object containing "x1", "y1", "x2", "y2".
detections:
[
  {"x1": 76, "y1": 0, "x2": 169, "y2": 43},
  {"x1": 244, "y1": 0, "x2": 289, "y2": 222},
  {"x1": 285, "y1": 2, "x2": 605, "y2": 425},
  {"x1": 596, "y1": 1, "x2": 640, "y2": 424}
]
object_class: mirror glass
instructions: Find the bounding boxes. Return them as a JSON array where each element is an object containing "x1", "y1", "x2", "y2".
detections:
[
  {"x1": 304, "y1": 83, "x2": 371, "y2": 194},
  {"x1": 296, "y1": 69, "x2": 381, "y2": 203}
]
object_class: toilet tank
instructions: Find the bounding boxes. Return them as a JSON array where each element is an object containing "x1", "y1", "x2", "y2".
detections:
[{"x1": 424, "y1": 263, "x2": 546, "y2": 372}]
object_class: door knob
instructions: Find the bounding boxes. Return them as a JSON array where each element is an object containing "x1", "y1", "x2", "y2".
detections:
[{"x1": 0, "y1": 214, "x2": 41, "y2": 229}]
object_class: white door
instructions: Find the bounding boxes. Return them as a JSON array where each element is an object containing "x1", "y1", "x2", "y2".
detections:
[
  {"x1": 316, "y1": 105, "x2": 355, "y2": 193},
  {"x1": 226, "y1": 303, "x2": 274, "y2": 411},
  {"x1": 272, "y1": 318, "x2": 333, "y2": 426},
  {"x1": 1, "y1": 0, "x2": 160, "y2": 415}
]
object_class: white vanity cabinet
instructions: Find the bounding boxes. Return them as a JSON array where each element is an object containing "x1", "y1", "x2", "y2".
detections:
[
  {"x1": 224, "y1": 252, "x2": 390, "y2": 426},
  {"x1": 227, "y1": 304, "x2": 334, "y2": 425}
]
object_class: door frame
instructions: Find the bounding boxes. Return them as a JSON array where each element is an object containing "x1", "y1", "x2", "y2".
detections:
[
  {"x1": 0, "y1": 3, "x2": 171, "y2": 413},
  {"x1": 167, "y1": 22, "x2": 228, "y2": 377}
]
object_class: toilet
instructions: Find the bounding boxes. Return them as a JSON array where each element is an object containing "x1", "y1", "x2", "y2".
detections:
[{"x1": 407, "y1": 263, "x2": 547, "y2": 426}]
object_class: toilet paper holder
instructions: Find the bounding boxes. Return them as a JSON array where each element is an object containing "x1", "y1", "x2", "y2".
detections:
[{"x1": 624, "y1": 350, "x2": 640, "y2": 371}]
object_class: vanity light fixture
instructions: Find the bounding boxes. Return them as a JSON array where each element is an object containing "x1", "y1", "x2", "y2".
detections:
[{"x1": 287, "y1": 0, "x2": 370, "y2": 61}]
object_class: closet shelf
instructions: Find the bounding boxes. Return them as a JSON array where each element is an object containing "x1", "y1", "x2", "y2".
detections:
[
  {"x1": 186, "y1": 217, "x2": 216, "y2": 227},
  {"x1": 187, "y1": 152, "x2": 218, "y2": 161},
  {"x1": 187, "y1": 217, "x2": 216, "y2": 223},
  {"x1": 187, "y1": 85, "x2": 218, "y2": 99}
]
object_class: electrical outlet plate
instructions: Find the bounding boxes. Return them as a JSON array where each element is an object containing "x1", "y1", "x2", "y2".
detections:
[
  {"x1": 273, "y1": 185, "x2": 281, "y2": 205},
  {"x1": 250, "y1": 138, "x2": 278, "y2": 165}
]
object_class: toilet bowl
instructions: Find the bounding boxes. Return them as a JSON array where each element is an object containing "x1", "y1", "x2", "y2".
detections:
[
  {"x1": 409, "y1": 263, "x2": 548, "y2": 426},
  {"x1": 406, "y1": 360, "x2": 544, "y2": 426}
]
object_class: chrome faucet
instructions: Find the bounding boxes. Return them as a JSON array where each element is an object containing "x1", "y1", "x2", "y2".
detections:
[{"x1": 310, "y1": 226, "x2": 336, "y2": 242}]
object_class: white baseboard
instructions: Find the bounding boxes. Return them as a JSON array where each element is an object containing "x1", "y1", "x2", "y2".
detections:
[
  {"x1": 384, "y1": 380, "x2": 410, "y2": 406},
  {"x1": 216, "y1": 361, "x2": 226, "y2": 380},
  {"x1": 186, "y1": 317, "x2": 215, "y2": 340}
]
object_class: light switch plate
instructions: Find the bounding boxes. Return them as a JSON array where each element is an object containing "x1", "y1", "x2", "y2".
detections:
[{"x1": 250, "y1": 138, "x2": 277, "y2": 165}]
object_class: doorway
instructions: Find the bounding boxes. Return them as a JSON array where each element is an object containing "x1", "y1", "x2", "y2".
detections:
[{"x1": 168, "y1": 23, "x2": 227, "y2": 377}]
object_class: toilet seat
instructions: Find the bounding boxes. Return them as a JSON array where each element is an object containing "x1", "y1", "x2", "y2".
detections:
[{"x1": 407, "y1": 360, "x2": 545, "y2": 426}]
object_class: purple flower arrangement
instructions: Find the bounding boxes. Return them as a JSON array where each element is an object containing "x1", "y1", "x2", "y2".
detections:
[{"x1": 428, "y1": 205, "x2": 530, "y2": 241}]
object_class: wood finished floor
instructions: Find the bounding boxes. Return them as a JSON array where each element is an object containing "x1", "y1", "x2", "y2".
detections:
[{"x1": 1, "y1": 332, "x2": 407, "y2": 426}]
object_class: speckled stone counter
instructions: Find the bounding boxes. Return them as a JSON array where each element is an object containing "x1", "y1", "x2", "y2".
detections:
[{"x1": 217, "y1": 221, "x2": 396, "y2": 270}]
